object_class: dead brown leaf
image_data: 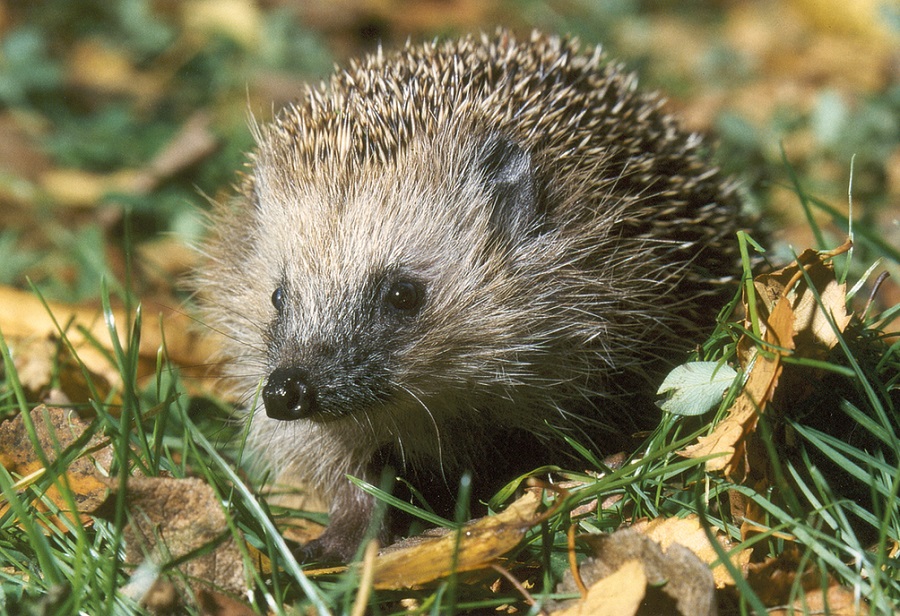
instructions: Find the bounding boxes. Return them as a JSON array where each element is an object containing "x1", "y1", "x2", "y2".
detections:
[
  {"x1": 196, "y1": 587, "x2": 259, "y2": 616},
  {"x1": 39, "y1": 168, "x2": 143, "y2": 209},
  {"x1": 136, "y1": 237, "x2": 204, "y2": 286},
  {"x1": 370, "y1": 489, "x2": 542, "y2": 589},
  {"x1": 0, "y1": 113, "x2": 52, "y2": 182},
  {"x1": 295, "y1": 0, "x2": 496, "y2": 35},
  {"x1": 181, "y1": 0, "x2": 262, "y2": 49},
  {"x1": 0, "y1": 285, "x2": 218, "y2": 397},
  {"x1": 790, "y1": 0, "x2": 898, "y2": 42},
  {"x1": 38, "y1": 112, "x2": 218, "y2": 209},
  {"x1": 740, "y1": 244, "x2": 852, "y2": 366},
  {"x1": 677, "y1": 243, "x2": 863, "y2": 604},
  {"x1": 139, "y1": 112, "x2": 220, "y2": 192},
  {"x1": 556, "y1": 528, "x2": 716, "y2": 616},
  {"x1": 118, "y1": 475, "x2": 248, "y2": 601},
  {"x1": 10, "y1": 336, "x2": 59, "y2": 394},
  {"x1": 682, "y1": 242, "x2": 852, "y2": 479},
  {"x1": 0, "y1": 404, "x2": 112, "y2": 526},
  {"x1": 747, "y1": 548, "x2": 868, "y2": 615},
  {"x1": 67, "y1": 40, "x2": 147, "y2": 97},
  {"x1": 633, "y1": 515, "x2": 752, "y2": 589},
  {"x1": 551, "y1": 559, "x2": 646, "y2": 616},
  {"x1": 679, "y1": 290, "x2": 794, "y2": 475}
]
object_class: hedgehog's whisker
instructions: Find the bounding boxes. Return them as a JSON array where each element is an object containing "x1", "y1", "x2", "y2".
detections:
[{"x1": 397, "y1": 384, "x2": 446, "y2": 482}]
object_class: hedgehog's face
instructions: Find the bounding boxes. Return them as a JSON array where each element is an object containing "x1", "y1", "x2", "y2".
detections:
[
  {"x1": 246, "y1": 131, "x2": 547, "y2": 438},
  {"x1": 260, "y1": 264, "x2": 429, "y2": 424}
]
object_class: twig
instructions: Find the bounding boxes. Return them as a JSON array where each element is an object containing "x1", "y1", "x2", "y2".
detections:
[
  {"x1": 567, "y1": 523, "x2": 588, "y2": 598},
  {"x1": 489, "y1": 562, "x2": 546, "y2": 613},
  {"x1": 350, "y1": 539, "x2": 379, "y2": 616}
]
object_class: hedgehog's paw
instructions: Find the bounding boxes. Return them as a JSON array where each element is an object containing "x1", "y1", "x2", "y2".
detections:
[
  {"x1": 293, "y1": 533, "x2": 357, "y2": 565},
  {"x1": 294, "y1": 487, "x2": 386, "y2": 564}
]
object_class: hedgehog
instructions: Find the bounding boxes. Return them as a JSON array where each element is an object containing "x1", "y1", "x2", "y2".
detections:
[{"x1": 196, "y1": 29, "x2": 749, "y2": 562}]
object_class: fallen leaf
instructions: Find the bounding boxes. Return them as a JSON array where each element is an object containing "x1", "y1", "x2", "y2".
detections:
[
  {"x1": 117, "y1": 476, "x2": 248, "y2": 599},
  {"x1": 136, "y1": 237, "x2": 203, "y2": 285},
  {"x1": 679, "y1": 292, "x2": 794, "y2": 475},
  {"x1": 790, "y1": 0, "x2": 898, "y2": 42},
  {"x1": 0, "y1": 113, "x2": 52, "y2": 182},
  {"x1": 772, "y1": 584, "x2": 866, "y2": 616},
  {"x1": 37, "y1": 111, "x2": 217, "y2": 210},
  {"x1": 0, "y1": 405, "x2": 112, "y2": 527},
  {"x1": 552, "y1": 559, "x2": 646, "y2": 616},
  {"x1": 9, "y1": 336, "x2": 57, "y2": 394},
  {"x1": 139, "y1": 111, "x2": 219, "y2": 191},
  {"x1": 0, "y1": 285, "x2": 218, "y2": 396},
  {"x1": 740, "y1": 245, "x2": 851, "y2": 366},
  {"x1": 682, "y1": 242, "x2": 853, "y2": 479},
  {"x1": 634, "y1": 515, "x2": 752, "y2": 588},
  {"x1": 196, "y1": 587, "x2": 259, "y2": 616},
  {"x1": 747, "y1": 548, "x2": 868, "y2": 615},
  {"x1": 370, "y1": 490, "x2": 542, "y2": 589},
  {"x1": 67, "y1": 40, "x2": 141, "y2": 95},
  {"x1": 39, "y1": 168, "x2": 144, "y2": 209},
  {"x1": 556, "y1": 528, "x2": 716, "y2": 616},
  {"x1": 294, "y1": 0, "x2": 495, "y2": 34},
  {"x1": 181, "y1": 0, "x2": 262, "y2": 48}
]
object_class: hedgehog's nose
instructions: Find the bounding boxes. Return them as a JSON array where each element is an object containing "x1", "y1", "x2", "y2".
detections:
[{"x1": 263, "y1": 367, "x2": 318, "y2": 420}]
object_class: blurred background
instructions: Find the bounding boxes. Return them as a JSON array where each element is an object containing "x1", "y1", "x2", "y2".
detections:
[{"x1": 0, "y1": 0, "x2": 897, "y2": 309}]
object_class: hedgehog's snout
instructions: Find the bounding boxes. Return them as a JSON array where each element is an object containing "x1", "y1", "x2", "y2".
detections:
[{"x1": 263, "y1": 366, "x2": 319, "y2": 420}]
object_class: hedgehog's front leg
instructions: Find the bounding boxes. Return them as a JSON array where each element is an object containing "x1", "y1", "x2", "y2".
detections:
[
  {"x1": 297, "y1": 475, "x2": 387, "y2": 563},
  {"x1": 260, "y1": 366, "x2": 391, "y2": 562}
]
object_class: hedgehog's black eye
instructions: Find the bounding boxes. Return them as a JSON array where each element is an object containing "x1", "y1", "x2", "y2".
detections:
[
  {"x1": 271, "y1": 287, "x2": 285, "y2": 313},
  {"x1": 385, "y1": 280, "x2": 425, "y2": 314}
]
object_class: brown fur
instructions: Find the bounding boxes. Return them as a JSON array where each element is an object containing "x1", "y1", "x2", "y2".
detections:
[{"x1": 195, "y1": 30, "x2": 749, "y2": 561}]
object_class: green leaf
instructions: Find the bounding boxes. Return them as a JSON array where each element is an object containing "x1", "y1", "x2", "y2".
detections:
[{"x1": 656, "y1": 361, "x2": 737, "y2": 416}]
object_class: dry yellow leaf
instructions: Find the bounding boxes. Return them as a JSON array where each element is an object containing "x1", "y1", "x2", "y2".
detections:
[
  {"x1": 37, "y1": 112, "x2": 217, "y2": 209},
  {"x1": 39, "y1": 168, "x2": 143, "y2": 209},
  {"x1": 742, "y1": 246, "x2": 851, "y2": 365},
  {"x1": 683, "y1": 242, "x2": 852, "y2": 478},
  {"x1": 0, "y1": 285, "x2": 218, "y2": 395},
  {"x1": 680, "y1": 292, "x2": 794, "y2": 474},
  {"x1": 551, "y1": 559, "x2": 646, "y2": 616},
  {"x1": 68, "y1": 40, "x2": 138, "y2": 94},
  {"x1": 790, "y1": 0, "x2": 898, "y2": 42},
  {"x1": 181, "y1": 0, "x2": 262, "y2": 48},
  {"x1": 770, "y1": 584, "x2": 866, "y2": 616},
  {"x1": 370, "y1": 490, "x2": 542, "y2": 589},
  {"x1": 635, "y1": 515, "x2": 751, "y2": 588},
  {"x1": 560, "y1": 528, "x2": 716, "y2": 615},
  {"x1": 747, "y1": 548, "x2": 868, "y2": 615}
]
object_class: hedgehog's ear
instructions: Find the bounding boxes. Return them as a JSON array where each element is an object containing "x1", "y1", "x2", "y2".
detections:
[{"x1": 478, "y1": 134, "x2": 541, "y2": 241}]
